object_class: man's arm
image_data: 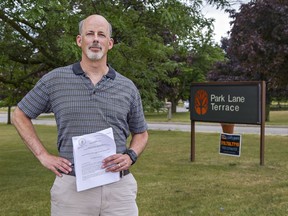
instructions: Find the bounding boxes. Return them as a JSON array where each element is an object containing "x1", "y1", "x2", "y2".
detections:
[
  {"x1": 102, "y1": 130, "x2": 148, "y2": 172},
  {"x1": 12, "y1": 107, "x2": 72, "y2": 177},
  {"x1": 128, "y1": 131, "x2": 149, "y2": 157}
]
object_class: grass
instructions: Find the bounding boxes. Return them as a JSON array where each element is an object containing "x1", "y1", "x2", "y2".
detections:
[
  {"x1": 145, "y1": 110, "x2": 288, "y2": 126},
  {"x1": 0, "y1": 124, "x2": 57, "y2": 216},
  {"x1": 267, "y1": 111, "x2": 288, "y2": 125},
  {"x1": 137, "y1": 131, "x2": 288, "y2": 216},
  {"x1": 0, "y1": 124, "x2": 288, "y2": 215},
  {"x1": 27, "y1": 110, "x2": 288, "y2": 126}
]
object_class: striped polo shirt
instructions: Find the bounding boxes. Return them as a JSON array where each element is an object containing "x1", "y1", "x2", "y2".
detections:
[{"x1": 18, "y1": 62, "x2": 148, "y2": 163}]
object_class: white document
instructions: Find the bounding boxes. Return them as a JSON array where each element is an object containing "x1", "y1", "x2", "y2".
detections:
[{"x1": 72, "y1": 127, "x2": 120, "y2": 192}]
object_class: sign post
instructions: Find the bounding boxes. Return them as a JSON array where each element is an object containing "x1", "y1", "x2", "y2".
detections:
[
  {"x1": 190, "y1": 81, "x2": 266, "y2": 165},
  {"x1": 260, "y1": 81, "x2": 266, "y2": 165}
]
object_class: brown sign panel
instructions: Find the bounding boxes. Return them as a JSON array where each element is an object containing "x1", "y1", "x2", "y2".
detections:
[{"x1": 190, "y1": 82, "x2": 262, "y2": 124}]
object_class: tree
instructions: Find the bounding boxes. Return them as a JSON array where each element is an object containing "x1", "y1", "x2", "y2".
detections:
[
  {"x1": 0, "y1": 0, "x2": 81, "y2": 123},
  {"x1": 0, "y1": 0, "x2": 230, "y2": 121},
  {"x1": 138, "y1": 0, "x2": 227, "y2": 112},
  {"x1": 208, "y1": 0, "x2": 288, "y2": 120},
  {"x1": 80, "y1": 0, "x2": 229, "y2": 112}
]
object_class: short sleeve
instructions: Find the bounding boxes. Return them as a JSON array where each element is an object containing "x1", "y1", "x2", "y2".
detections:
[
  {"x1": 17, "y1": 79, "x2": 52, "y2": 119},
  {"x1": 128, "y1": 90, "x2": 148, "y2": 133}
]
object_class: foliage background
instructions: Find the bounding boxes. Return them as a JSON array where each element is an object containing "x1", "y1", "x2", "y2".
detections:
[
  {"x1": 1, "y1": 0, "x2": 287, "y2": 116},
  {"x1": 0, "y1": 0, "x2": 229, "y2": 112},
  {"x1": 207, "y1": 0, "x2": 288, "y2": 115}
]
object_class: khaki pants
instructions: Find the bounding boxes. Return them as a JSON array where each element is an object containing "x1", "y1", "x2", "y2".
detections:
[{"x1": 50, "y1": 173, "x2": 138, "y2": 216}]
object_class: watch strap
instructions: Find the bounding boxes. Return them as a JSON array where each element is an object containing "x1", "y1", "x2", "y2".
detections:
[{"x1": 124, "y1": 149, "x2": 138, "y2": 165}]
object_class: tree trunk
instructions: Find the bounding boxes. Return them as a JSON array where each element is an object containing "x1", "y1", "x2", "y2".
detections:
[
  {"x1": 265, "y1": 91, "x2": 271, "y2": 122},
  {"x1": 265, "y1": 103, "x2": 270, "y2": 122},
  {"x1": 7, "y1": 106, "x2": 11, "y2": 125},
  {"x1": 170, "y1": 98, "x2": 178, "y2": 113}
]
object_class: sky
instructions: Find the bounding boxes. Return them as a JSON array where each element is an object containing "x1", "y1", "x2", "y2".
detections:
[{"x1": 202, "y1": 0, "x2": 250, "y2": 43}]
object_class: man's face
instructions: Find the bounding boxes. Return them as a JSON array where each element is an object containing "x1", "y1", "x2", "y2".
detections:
[{"x1": 77, "y1": 16, "x2": 113, "y2": 61}]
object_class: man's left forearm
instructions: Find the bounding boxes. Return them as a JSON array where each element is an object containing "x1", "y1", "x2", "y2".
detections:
[{"x1": 129, "y1": 131, "x2": 149, "y2": 156}]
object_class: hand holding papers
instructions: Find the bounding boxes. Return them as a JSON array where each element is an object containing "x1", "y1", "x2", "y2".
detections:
[{"x1": 72, "y1": 128, "x2": 120, "y2": 192}]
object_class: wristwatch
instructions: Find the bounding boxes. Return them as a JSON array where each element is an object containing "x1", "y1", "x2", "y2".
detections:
[{"x1": 124, "y1": 149, "x2": 138, "y2": 165}]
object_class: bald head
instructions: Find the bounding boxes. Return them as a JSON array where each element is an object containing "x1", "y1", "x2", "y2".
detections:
[{"x1": 78, "y1": 15, "x2": 112, "y2": 37}]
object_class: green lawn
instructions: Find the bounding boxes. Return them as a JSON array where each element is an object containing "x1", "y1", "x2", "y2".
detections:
[
  {"x1": 145, "y1": 110, "x2": 288, "y2": 126},
  {"x1": 0, "y1": 124, "x2": 287, "y2": 215}
]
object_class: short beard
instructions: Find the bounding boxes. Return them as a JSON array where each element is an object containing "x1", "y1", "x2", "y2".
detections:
[
  {"x1": 86, "y1": 43, "x2": 104, "y2": 60},
  {"x1": 87, "y1": 50, "x2": 104, "y2": 60}
]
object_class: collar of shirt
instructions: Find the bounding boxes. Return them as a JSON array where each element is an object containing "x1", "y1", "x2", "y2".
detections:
[{"x1": 72, "y1": 62, "x2": 116, "y2": 80}]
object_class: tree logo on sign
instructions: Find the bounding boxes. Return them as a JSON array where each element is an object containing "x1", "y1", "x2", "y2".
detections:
[{"x1": 194, "y1": 90, "x2": 208, "y2": 115}]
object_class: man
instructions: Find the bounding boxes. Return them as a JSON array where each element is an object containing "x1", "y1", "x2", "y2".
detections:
[{"x1": 12, "y1": 14, "x2": 148, "y2": 216}]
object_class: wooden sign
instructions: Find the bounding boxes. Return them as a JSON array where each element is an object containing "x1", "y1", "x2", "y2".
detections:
[{"x1": 190, "y1": 82, "x2": 262, "y2": 124}]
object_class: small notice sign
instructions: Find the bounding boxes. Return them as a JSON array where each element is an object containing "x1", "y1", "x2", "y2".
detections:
[{"x1": 219, "y1": 133, "x2": 241, "y2": 157}]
